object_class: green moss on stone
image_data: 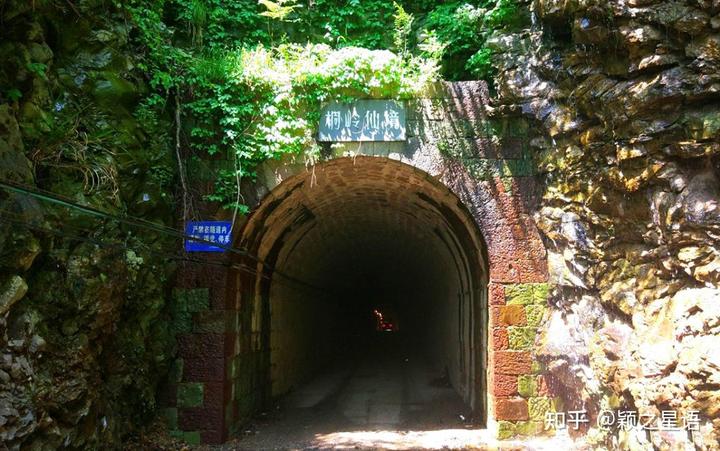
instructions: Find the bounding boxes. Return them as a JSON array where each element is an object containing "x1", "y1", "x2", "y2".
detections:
[
  {"x1": 169, "y1": 429, "x2": 200, "y2": 444},
  {"x1": 501, "y1": 159, "x2": 533, "y2": 177},
  {"x1": 421, "y1": 82, "x2": 453, "y2": 99},
  {"x1": 485, "y1": 120, "x2": 499, "y2": 137},
  {"x1": 184, "y1": 288, "x2": 210, "y2": 312},
  {"x1": 160, "y1": 408, "x2": 178, "y2": 430},
  {"x1": 439, "y1": 136, "x2": 490, "y2": 160},
  {"x1": 497, "y1": 420, "x2": 517, "y2": 440},
  {"x1": 532, "y1": 283, "x2": 549, "y2": 304},
  {"x1": 531, "y1": 360, "x2": 544, "y2": 375},
  {"x1": 607, "y1": 393, "x2": 622, "y2": 409},
  {"x1": 518, "y1": 375, "x2": 537, "y2": 398},
  {"x1": 169, "y1": 430, "x2": 183, "y2": 440},
  {"x1": 436, "y1": 139, "x2": 451, "y2": 156},
  {"x1": 187, "y1": 158, "x2": 234, "y2": 181},
  {"x1": 172, "y1": 289, "x2": 188, "y2": 313},
  {"x1": 171, "y1": 310, "x2": 193, "y2": 334},
  {"x1": 426, "y1": 119, "x2": 473, "y2": 143},
  {"x1": 528, "y1": 397, "x2": 553, "y2": 422},
  {"x1": 92, "y1": 72, "x2": 139, "y2": 109},
  {"x1": 505, "y1": 284, "x2": 534, "y2": 305},
  {"x1": 685, "y1": 111, "x2": 720, "y2": 140},
  {"x1": 508, "y1": 119, "x2": 530, "y2": 138},
  {"x1": 181, "y1": 431, "x2": 201, "y2": 445},
  {"x1": 525, "y1": 305, "x2": 547, "y2": 327},
  {"x1": 508, "y1": 327, "x2": 537, "y2": 350},
  {"x1": 168, "y1": 359, "x2": 183, "y2": 383},
  {"x1": 501, "y1": 177, "x2": 513, "y2": 193},
  {"x1": 177, "y1": 382, "x2": 204, "y2": 408},
  {"x1": 194, "y1": 310, "x2": 228, "y2": 333},
  {"x1": 0, "y1": 275, "x2": 28, "y2": 315},
  {"x1": 505, "y1": 283, "x2": 551, "y2": 306},
  {"x1": 464, "y1": 159, "x2": 502, "y2": 181},
  {"x1": 488, "y1": 118, "x2": 530, "y2": 138},
  {"x1": 515, "y1": 420, "x2": 543, "y2": 436}
]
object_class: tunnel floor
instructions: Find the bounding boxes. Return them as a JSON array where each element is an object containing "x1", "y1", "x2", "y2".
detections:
[
  {"x1": 217, "y1": 335, "x2": 579, "y2": 450},
  {"x1": 229, "y1": 334, "x2": 475, "y2": 449}
]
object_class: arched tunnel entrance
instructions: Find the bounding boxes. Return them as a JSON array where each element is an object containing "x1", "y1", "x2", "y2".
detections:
[{"x1": 233, "y1": 156, "x2": 488, "y2": 432}]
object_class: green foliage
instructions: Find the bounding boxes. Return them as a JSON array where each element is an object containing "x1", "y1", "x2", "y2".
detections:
[
  {"x1": 393, "y1": 2, "x2": 414, "y2": 54},
  {"x1": 420, "y1": 0, "x2": 524, "y2": 80},
  {"x1": 118, "y1": 0, "x2": 522, "y2": 210},
  {"x1": 5, "y1": 88, "x2": 22, "y2": 102},
  {"x1": 485, "y1": 0, "x2": 522, "y2": 29},
  {"x1": 127, "y1": 0, "x2": 523, "y2": 82},
  {"x1": 466, "y1": 47, "x2": 494, "y2": 80},
  {"x1": 292, "y1": 0, "x2": 396, "y2": 49},
  {"x1": 26, "y1": 62, "x2": 48, "y2": 79},
  {"x1": 0, "y1": 1, "x2": 529, "y2": 444},
  {"x1": 184, "y1": 44, "x2": 436, "y2": 208},
  {"x1": 187, "y1": 0, "x2": 208, "y2": 45},
  {"x1": 424, "y1": 3, "x2": 485, "y2": 64},
  {"x1": 133, "y1": 94, "x2": 176, "y2": 191},
  {"x1": 258, "y1": 0, "x2": 301, "y2": 22},
  {"x1": 417, "y1": 30, "x2": 447, "y2": 62},
  {"x1": 169, "y1": 0, "x2": 269, "y2": 49}
]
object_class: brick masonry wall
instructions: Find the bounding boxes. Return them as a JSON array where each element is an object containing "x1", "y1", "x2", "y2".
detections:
[
  {"x1": 414, "y1": 83, "x2": 554, "y2": 439},
  {"x1": 490, "y1": 282, "x2": 555, "y2": 438},
  {"x1": 169, "y1": 81, "x2": 552, "y2": 443},
  {"x1": 158, "y1": 260, "x2": 234, "y2": 445}
]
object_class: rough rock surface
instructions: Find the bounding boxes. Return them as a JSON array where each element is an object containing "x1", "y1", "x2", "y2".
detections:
[
  {"x1": 0, "y1": 2, "x2": 177, "y2": 448},
  {"x1": 492, "y1": 0, "x2": 720, "y2": 448}
]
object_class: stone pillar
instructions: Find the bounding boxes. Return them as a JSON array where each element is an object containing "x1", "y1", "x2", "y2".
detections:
[
  {"x1": 490, "y1": 282, "x2": 553, "y2": 438},
  {"x1": 160, "y1": 261, "x2": 232, "y2": 444}
]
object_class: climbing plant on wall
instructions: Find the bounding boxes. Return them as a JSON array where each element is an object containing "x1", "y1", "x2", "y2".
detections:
[
  {"x1": 186, "y1": 45, "x2": 438, "y2": 210},
  {"x1": 118, "y1": 0, "x2": 522, "y2": 211}
]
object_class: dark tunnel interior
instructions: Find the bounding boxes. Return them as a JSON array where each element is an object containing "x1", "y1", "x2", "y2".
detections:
[{"x1": 239, "y1": 157, "x2": 488, "y2": 423}]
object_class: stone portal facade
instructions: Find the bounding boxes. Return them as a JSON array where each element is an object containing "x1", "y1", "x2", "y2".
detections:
[{"x1": 164, "y1": 81, "x2": 552, "y2": 444}]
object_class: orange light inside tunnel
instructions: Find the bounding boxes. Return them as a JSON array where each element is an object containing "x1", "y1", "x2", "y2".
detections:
[{"x1": 373, "y1": 308, "x2": 398, "y2": 332}]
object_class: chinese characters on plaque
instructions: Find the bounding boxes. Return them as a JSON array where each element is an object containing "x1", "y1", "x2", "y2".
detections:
[{"x1": 318, "y1": 100, "x2": 406, "y2": 142}]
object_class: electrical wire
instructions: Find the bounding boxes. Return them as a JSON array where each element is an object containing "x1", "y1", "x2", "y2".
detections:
[
  {"x1": 0, "y1": 212, "x2": 334, "y2": 295},
  {"x1": 0, "y1": 179, "x2": 257, "y2": 258},
  {"x1": 0, "y1": 179, "x2": 327, "y2": 293},
  {"x1": 0, "y1": 213, "x2": 248, "y2": 273}
]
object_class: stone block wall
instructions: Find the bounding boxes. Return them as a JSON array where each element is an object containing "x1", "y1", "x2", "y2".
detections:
[
  {"x1": 412, "y1": 86, "x2": 555, "y2": 437},
  {"x1": 159, "y1": 263, "x2": 234, "y2": 444},
  {"x1": 490, "y1": 282, "x2": 555, "y2": 438}
]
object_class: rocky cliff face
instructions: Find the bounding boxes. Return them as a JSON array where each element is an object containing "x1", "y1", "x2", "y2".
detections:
[
  {"x1": 0, "y1": 2, "x2": 177, "y2": 448},
  {"x1": 2, "y1": 0, "x2": 719, "y2": 448},
  {"x1": 492, "y1": 0, "x2": 720, "y2": 448}
]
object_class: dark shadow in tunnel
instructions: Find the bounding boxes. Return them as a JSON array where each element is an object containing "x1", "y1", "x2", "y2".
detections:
[{"x1": 231, "y1": 156, "x2": 488, "y2": 433}]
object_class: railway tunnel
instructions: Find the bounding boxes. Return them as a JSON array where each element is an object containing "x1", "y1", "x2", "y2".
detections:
[{"x1": 233, "y1": 156, "x2": 489, "y2": 429}]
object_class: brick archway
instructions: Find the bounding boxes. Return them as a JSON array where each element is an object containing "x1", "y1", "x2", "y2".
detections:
[
  {"x1": 231, "y1": 156, "x2": 489, "y2": 426},
  {"x1": 167, "y1": 81, "x2": 549, "y2": 444}
]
